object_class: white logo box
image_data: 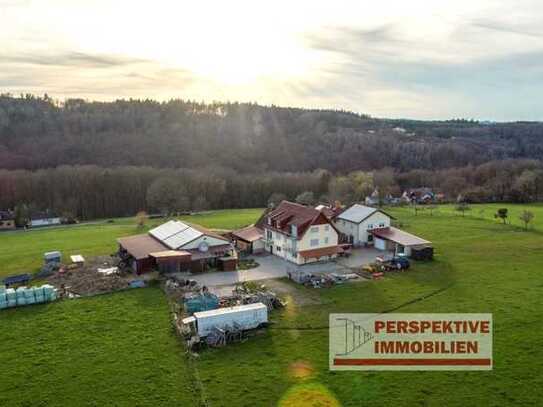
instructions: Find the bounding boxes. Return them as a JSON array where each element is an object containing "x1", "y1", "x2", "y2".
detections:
[{"x1": 329, "y1": 313, "x2": 492, "y2": 371}]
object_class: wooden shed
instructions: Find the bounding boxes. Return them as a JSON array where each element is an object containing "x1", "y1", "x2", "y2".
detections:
[{"x1": 231, "y1": 225, "x2": 264, "y2": 255}]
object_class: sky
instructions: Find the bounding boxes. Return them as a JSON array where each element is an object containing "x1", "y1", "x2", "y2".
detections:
[{"x1": 1, "y1": 0, "x2": 542, "y2": 120}]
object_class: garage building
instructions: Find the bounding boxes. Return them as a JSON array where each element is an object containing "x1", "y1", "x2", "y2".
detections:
[{"x1": 371, "y1": 227, "x2": 431, "y2": 257}]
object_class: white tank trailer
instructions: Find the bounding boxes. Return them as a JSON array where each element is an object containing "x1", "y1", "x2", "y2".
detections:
[{"x1": 182, "y1": 302, "x2": 268, "y2": 338}]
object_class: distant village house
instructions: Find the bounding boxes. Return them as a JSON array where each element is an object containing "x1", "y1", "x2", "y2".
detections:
[
  {"x1": 29, "y1": 212, "x2": 61, "y2": 228},
  {"x1": 0, "y1": 210, "x2": 16, "y2": 230}
]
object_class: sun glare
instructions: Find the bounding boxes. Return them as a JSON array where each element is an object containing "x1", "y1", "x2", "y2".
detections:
[{"x1": 63, "y1": 1, "x2": 320, "y2": 86}]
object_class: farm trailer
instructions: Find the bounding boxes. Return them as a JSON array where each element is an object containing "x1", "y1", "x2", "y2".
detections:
[{"x1": 181, "y1": 302, "x2": 268, "y2": 347}]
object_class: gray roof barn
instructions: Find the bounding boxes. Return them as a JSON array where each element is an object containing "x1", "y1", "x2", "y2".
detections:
[{"x1": 337, "y1": 204, "x2": 394, "y2": 224}]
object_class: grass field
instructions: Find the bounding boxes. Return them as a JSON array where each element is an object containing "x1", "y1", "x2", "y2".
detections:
[
  {"x1": 1, "y1": 205, "x2": 543, "y2": 406},
  {"x1": 0, "y1": 287, "x2": 198, "y2": 406},
  {"x1": 0, "y1": 208, "x2": 263, "y2": 278},
  {"x1": 194, "y1": 205, "x2": 543, "y2": 406},
  {"x1": 430, "y1": 202, "x2": 543, "y2": 231}
]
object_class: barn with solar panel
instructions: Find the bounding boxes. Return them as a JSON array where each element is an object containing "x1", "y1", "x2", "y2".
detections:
[{"x1": 117, "y1": 220, "x2": 236, "y2": 274}]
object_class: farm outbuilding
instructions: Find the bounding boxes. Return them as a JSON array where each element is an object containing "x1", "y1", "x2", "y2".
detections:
[
  {"x1": 117, "y1": 220, "x2": 236, "y2": 274},
  {"x1": 231, "y1": 225, "x2": 264, "y2": 255},
  {"x1": 371, "y1": 227, "x2": 431, "y2": 257}
]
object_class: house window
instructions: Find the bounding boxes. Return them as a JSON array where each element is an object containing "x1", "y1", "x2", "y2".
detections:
[
  {"x1": 324, "y1": 237, "x2": 329, "y2": 244},
  {"x1": 267, "y1": 230, "x2": 272, "y2": 240},
  {"x1": 310, "y1": 226, "x2": 318, "y2": 233},
  {"x1": 368, "y1": 224, "x2": 374, "y2": 230},
  {"x1": 379, "y1": 222, "x2": 385, "y2": 228},
  {"x1": 310, "y1": 239, "x2": 319, "y2": 247},
  {"x1": 276, "y1": 246, "x2": 281, "y2": 252},
  {"x1": 324, "y1": 225, "x2": 330, "y2": 231},
  {"x1": 342, "y1": 220, "x2": 345, "y2": 226},
  {"x1": 350, "y1": 223, "x2": 353, "y2": 230}
]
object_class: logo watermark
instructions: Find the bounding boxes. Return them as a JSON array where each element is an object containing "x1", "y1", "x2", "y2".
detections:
[{"x1": 330, "y1": 313, "x2": 492, "y2": 371}]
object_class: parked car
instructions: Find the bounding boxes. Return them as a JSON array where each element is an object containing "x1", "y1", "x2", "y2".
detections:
[{"x1": 375, "y1": 255, "x2": 410, "y2": 271}]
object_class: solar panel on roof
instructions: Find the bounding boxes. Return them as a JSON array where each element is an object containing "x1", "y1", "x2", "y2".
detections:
[
  {"x1": 163, "y1": 227, "x2": 203, "y2": 249},
  {"x1": 149, "y1": 220, "x2": 190, "y2": 241}
]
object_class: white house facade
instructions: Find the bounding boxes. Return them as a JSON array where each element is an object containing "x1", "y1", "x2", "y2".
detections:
[
  {"x1": 334, "y1": 204, "x2": 392, "y2": 246},
  {"x1": 261, "y1": 201, "x2": 340, "y2": 265}
]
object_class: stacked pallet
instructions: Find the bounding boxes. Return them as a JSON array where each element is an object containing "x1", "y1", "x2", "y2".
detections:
[{"x1": 0, "y1": 284, "x2": 58, "y2": 309}]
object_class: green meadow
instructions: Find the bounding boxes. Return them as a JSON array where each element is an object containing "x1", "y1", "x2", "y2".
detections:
[
  {"x1": 1, "y1": 205, "x2": 542, "y2": 406},
  {"x1": 195, "y1": 205, "x2": 543, "y2": 406},
  {"x1": 0, "y1": 208, "x2": 263, "y2": 278}
]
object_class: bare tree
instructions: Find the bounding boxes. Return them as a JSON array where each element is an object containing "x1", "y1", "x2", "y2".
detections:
[
  {"x1": 295, "y1": 191, "x2": 315, "y2": 206},
  {"x1": 519, "y1": 210, "x2": 534, "y2": 231},
  {"x1": 455, "y1": 202, "x2": 470, "y2": 217},
  {"x1": 135, "y1": 211, "x2": 148, "y2": 229},
  {"x1": 267, "y1": 193, "x2": 287, "y2": 208}
]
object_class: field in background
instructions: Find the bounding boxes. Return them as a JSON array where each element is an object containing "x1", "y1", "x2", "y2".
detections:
[
  {"x1": 0, "y1": 287, "x2": 197, "y2": 406},
  {"x1": 0, "y1": 208, "x2": 263, "y2": 278},
  {"x1": 436, "y1": 203, "x2": 543, "y2": 231}
]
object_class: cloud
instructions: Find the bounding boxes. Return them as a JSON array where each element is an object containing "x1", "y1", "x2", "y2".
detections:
[
  {"x1": 0, "y1": 50, "x2": 196, "y2": 99},
  {"x1": 470, "y1": 19, "x2": 543, "y2": 39},
  {"x1": 296, "y1": 20, "x2": 543, "y2": 120},
  {"x1": 0, "y1": 51, "x2": 148, "y2": 68}
]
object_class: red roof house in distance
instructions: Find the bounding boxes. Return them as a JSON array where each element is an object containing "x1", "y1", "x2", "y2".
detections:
[{"x1": 259, "y1": 201, "x2": 340, "y2": 265}]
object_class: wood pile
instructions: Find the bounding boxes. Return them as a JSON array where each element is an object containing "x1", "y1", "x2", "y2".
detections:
[
  {"x1": 47, "y1": 268, "x2": 130, "y2": 296},
  {"x1": 46, "y1": 255, "x2": 139, "y2": 296}
]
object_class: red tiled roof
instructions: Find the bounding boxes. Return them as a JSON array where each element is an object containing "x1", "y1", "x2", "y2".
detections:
[
  {"x1": 299, "y1": 245, "x2": 340, "y2": 259},
  {"x1": 264, "y1": 201, "x2": 336, "y2": 240},
  {"x1": 232, "y1": 225, "x2": 263, "y2": 242},
  {"x1": 371, "y1": 227, "x2": 431, "y2": 246}
]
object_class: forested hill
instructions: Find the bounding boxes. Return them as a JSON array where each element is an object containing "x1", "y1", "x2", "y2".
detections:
[{"x1": 1, "y1": 94, "x2": 542, "y2": 172}]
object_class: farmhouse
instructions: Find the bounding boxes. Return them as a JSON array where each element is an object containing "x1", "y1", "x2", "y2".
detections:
[
  {"x1": 259, "y1": 201, "x2": 340, "y2": 265},
  {"x1": 0, "y1": 210, "x2": 16, "y2": 230},
  {"x1": 335, "y1": 204, "x2": 393, "y2": 246},
  {"x1": 117, "y1": 220, "x2": 236, "y2": 274}
]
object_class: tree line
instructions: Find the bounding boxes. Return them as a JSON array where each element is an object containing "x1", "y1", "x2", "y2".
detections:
[
  {"x1": 1, "y1": 94, "x2": 543, "y2": 174},
  {"x1": 0, "y1": 159, "x2": 541, "y2": 222}
]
